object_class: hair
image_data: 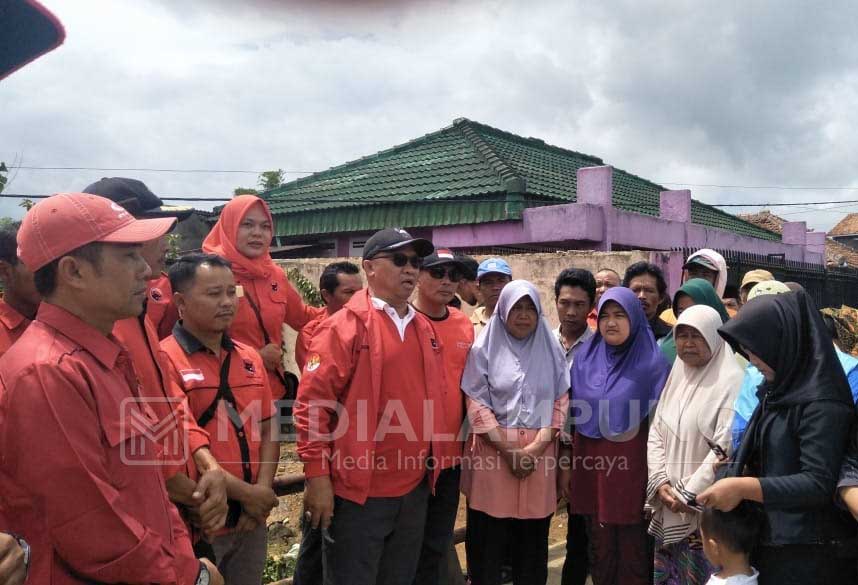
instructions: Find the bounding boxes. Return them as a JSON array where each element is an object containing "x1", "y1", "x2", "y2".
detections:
[
  {"x1": 34, "y1": 242, "x2": 104, "y2": 297},
  {"x1": 0, "y1": 224, "x2": 21, "y2": 266},
  {"x1": 595, "y1": 267, "x2": 620, "y2": 278},
  {"x1": 622, "y1": 261, "x2": 667, "y2": 297},
  {"x1": 457, "y1": 255, "x2": 479, "y2": 281},
  {"x1": 554, "y1": 268, "x2": 597, "y2": 303},
  {"x1": 700, "y1": 502, "x2": 763, "y2": 555},
  {"x1": 168, "y1": 253, "x2": 232, "y2": 294},
  {"x1": 784, "y1": 281, "x2": 804, "y2": 292},
  {"x1": 319, "y1": 261, "x2": 360, "y2": 295}
]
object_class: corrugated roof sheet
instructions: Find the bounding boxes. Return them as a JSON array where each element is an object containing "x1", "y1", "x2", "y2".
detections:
[{"x1": 265, "y1": 118, "x2": 779, "y2": 241}]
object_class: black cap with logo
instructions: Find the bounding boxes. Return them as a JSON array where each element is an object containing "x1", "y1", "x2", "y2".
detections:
[{"x1": 362, "y1": 228, "x2": 434, "y2": 260}]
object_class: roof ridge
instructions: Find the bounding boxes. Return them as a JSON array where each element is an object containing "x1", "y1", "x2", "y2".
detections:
[
  {"x1": 456, "y1": 118, "x2": 604, "y2": 166},
  {"x1": 455, "y1": 119, "x2": 524, "y2": 191},
  {"x1": 264, "y1": 120, "x2": 466, "y2": 199}
]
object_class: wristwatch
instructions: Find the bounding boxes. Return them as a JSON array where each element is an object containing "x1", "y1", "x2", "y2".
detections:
[
  {"x1": 196, "y1": 562, "x2": 211, "y2": 585},
  {"x1": 9, "y1": 534, "x2": 30, "y2": 579}
]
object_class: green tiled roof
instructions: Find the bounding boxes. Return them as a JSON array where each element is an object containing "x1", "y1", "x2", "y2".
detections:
[{"x1": 265, "y1": 118, "x2": 779, "y2": 241}]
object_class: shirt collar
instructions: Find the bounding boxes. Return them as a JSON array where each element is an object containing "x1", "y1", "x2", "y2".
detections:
[
  {"x1": 0, "y1": 299, "x2": 29, "y2": 331},
  {"x1": 554, "y1": 324, "x2": 594, "y2": 350},
  {"x1": 172, "y1": 321, "x2": 235, "y2": 355},
  {"x1": 370, "y1": 296, "x2": 416, "y2": 319},
  {"x1": 36, "y1": 302, "x2": 122, "y2": 369}
]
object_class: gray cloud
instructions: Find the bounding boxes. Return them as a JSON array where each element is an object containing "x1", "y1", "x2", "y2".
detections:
[{"x1": 3, "y1": 0, "x2": 857, "y2": 231}]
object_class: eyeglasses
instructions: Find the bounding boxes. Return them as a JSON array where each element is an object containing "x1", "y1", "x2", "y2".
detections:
[
  {"x1": 426, "y1": 265, "x2": 463, "y2": 282},
  {"x1": 372, "y1": 252, "x2": 423, "y2": 269}
]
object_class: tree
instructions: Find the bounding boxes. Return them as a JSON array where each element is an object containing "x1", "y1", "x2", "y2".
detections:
[
  {"x1": 233, "y1": 187, "x2": 259, "y2": 196},
  {"x1": 18, "y1": 199, "x2": 35, "y2": 212},
  {"x1": 0, "y1": 162, "x2": 7, "y2": 194},
  {"x1": 258, "y1": 169, "x2": 285, "y2": 192}
]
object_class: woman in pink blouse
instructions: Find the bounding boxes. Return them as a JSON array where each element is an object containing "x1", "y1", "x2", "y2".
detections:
[{"x1": 460, "y1": 280, "x2": 570, "y2": 585}]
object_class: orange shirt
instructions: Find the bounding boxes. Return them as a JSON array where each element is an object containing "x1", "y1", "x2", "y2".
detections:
[
  {"x1": 0, "y1": 299, "x2": 30, "y2": 358},
  {"x1": 367, "y1": 317, "x2": 430, "y2": 498},
  {"x1": 0, "y1": 303, "x2": 199, "y2": 584},
  {"x1": 296, "y1": 311, "x2": 328, "y2": 372},
  {"x1": 232, "y1": 272, "x2": 324, "y2": 399},
  {"x1": 161, "y1": 325, "x2": 275, "y2": 486},
  {"x1": 417, "y1": 306, "x2": 474, "y2": 467},
  {"x1": 113, "y1": 310, "x2": 210, "y2": 480}
]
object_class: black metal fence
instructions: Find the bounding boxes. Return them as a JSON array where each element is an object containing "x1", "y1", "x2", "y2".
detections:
[{"x1": 678, "y1": 247, "x2": 858, "y2": 309}]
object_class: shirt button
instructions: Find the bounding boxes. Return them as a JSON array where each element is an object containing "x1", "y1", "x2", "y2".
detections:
[
  {"x1": 238, "y1": 431, "x2": 245, "y2": 438},
  {"x1": 520, "y1": 430, "x2": 525, "y2": 436}
]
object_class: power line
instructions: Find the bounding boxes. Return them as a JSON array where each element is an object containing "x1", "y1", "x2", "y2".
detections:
[
  {"x1": 712, "y1": 200, "x2": 858, "y2": 208},
  {"x1": 661, "y1": 182, "x2": 858, "y2": 191},
  {"x1": 6, "y1": 166, "x2": 315, "y2": 174},
  {"x1": 0, "y1": 193, "x2": 232, "y2": 202}
]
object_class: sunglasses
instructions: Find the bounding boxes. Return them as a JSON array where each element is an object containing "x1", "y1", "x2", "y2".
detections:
[
  {"x1": 426, "y1": 265, "x2": 463, "y2": 282},
  {"x1": 372, "y1": 252, "x2": 423, "y2": 269}
]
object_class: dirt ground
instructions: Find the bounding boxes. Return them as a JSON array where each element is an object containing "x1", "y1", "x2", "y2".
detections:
[{"x1": 267, "y1": 444, "x2": 571, "y2": 572}]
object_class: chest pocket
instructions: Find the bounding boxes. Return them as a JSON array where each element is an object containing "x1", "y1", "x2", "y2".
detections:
[{"x1": 99, "y1": 397, "x2": 165, "y2": 487}]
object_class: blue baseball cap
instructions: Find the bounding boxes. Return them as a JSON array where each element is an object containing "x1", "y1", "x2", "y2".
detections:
[{"x1": 477, "y1": 258, "x2": 512, "y2": 280}]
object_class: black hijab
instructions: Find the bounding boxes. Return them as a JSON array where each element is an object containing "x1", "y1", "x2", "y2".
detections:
[{"x1": 718, "y1": 290, "x2": 852, "y2": 408}]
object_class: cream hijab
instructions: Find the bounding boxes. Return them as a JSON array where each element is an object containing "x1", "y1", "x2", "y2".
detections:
[{"x1": 647, "y1": 304, "x2": 745, "y2": 545}]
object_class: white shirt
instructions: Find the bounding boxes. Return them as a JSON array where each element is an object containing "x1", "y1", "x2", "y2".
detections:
[
  {"x1": 371, "y1": 296, "x2": 416, "y2": 341},
  {"x1": 705, "y1": 568, "x2": 759, "y2": 585},
  {"x1": 553, "y1": 325, "x2": 595, "y2": 367}
]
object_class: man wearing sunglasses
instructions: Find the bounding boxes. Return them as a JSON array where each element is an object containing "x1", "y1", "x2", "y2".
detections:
[
  {"x1": 295, "y1": 228, "x2": 450, "y2": 585},
  {"x1": 411, "y1": 249, "x2": 475, "y2": 585}
]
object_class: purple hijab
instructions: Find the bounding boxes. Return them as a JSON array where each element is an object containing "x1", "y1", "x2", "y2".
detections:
[{"x1": 570, "y1": 287, "x2": 670, "y2": 439}]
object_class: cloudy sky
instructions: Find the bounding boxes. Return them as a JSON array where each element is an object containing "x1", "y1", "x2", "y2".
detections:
[{"x1": 3, "y1": 0, "x2": 858, "y2": 232}]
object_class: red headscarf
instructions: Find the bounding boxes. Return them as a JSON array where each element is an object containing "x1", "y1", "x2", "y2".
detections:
[{"x1": 202, "y1": 195, "x2": 277, "y2": 280}]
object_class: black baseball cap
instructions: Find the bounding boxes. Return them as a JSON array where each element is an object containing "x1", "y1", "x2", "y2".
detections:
[
  {"x1": 362, "y1": 228, "x2": 433, "y2": 260},
  {"x1": 1, "y1": 0, "x2": 65, "y2": 82},
  {"x1": 83, "y1": 177, "x2": 194, "y2": 220},
  {"x1": 683, "y1": 256, "x2": 718, "y2": 272},
  {"x1": 422, "y1": 248, "x2": 467, "y2": 270},
  {"x1": 456, "y1": 255, "x2": 479, "y2": 280}
]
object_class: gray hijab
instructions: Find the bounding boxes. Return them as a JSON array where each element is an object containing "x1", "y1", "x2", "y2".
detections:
[{"x1": 461, "y1": 280, "x2": 571, "y2": 428}]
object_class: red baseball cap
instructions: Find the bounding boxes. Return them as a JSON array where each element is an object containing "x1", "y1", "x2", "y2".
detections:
[{"x1": 18, "y1": 193, "x2": 177, "y2": 271}]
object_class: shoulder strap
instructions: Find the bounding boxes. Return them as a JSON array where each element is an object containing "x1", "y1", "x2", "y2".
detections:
[
  {"x1": 244, "y1": 289, "x2": 272, "y2": 345},
  {"x1": 244, "y1": 287, "x2": 295, "y2": 398}
]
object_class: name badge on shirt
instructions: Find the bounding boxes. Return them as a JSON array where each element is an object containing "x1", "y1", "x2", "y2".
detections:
[{"x1": 180, "y1": 369, "x2": 205, "y2": 383}]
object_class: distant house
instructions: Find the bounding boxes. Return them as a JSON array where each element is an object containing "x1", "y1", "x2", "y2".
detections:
[
  {"x1": 829, "y1": 213, "x2": 858, "y2": 252},
  {"x1": 739, "y1": 210, "x2": 858, "y2": 268},
  {"x1": 259, "y1": 118, "x2": 821, "y2": 265}
]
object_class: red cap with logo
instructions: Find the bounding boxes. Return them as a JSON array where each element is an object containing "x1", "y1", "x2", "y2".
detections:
[{"x1": 17, "y1": 192, "x2": 177, "y2": 271}]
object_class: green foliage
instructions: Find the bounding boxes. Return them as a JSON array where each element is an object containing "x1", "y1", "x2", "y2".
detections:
[
  {"x1": 0, "y1": 162, "x2": 7, "y2": 194},
  {"x1": 258, "y1": 169, "x2": 286, "y2": 192},
  {"x1": 262, "y1": 553, "x2": 295, "y2": 583},
  {"x1": 18, "y1": 198, "x2": 34, "y2": 211},
  {"x1": 165, "y1": 233, "x2": 183, "y2": 262},
  {"x1": 287, "y1": 267, "x2": 324, "y2": 307},
  {"x1": 234, "y1": 187, "x2": 259, "y2": 196}
]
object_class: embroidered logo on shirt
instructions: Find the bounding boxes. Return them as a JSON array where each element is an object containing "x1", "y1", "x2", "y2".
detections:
[
  {"x1": 243, "y1": 359, "x2": 256, "y2": 376},
  {"x1": 306, "y1": 354, "x2": 321, "y2": 372},
  {"x1": 180, "y1": 369, "x2": 205, "y2": 382},
  {"x1": 150, "y1": 288, "x2": 163, "y2": 302}
]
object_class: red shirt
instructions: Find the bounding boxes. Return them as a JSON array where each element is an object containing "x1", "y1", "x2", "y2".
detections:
[
  {"x1": 0, "y1": 298, "x2": 30, "y2": 358},
  {"x1": 418, "y1": 307, "x2": 474, "y2": 467},
  {"x1": 294, "y1": 289, "x2": 448, "y2": 505},
  {"x1": 113, "y1": 310, "x2": 210, "y2": 480},
  {"x1": 161, "y1": 325, "x2": 275, "y2": 487},
  {"x1": 148, "y1": 273, "x2": 180, "y2": 340},
  {"x1": 295, "y1": 311, "x2": 328, "y2": 371},
  {"x1": 232, "y1": 272, "x2": 324, "y2": 399},
  {"x1": 0, "y1": 303, "x2": 199, "y2": 585},
  {"x1": 367, "y1": 317, "x2": 430, "y2": 497}
]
